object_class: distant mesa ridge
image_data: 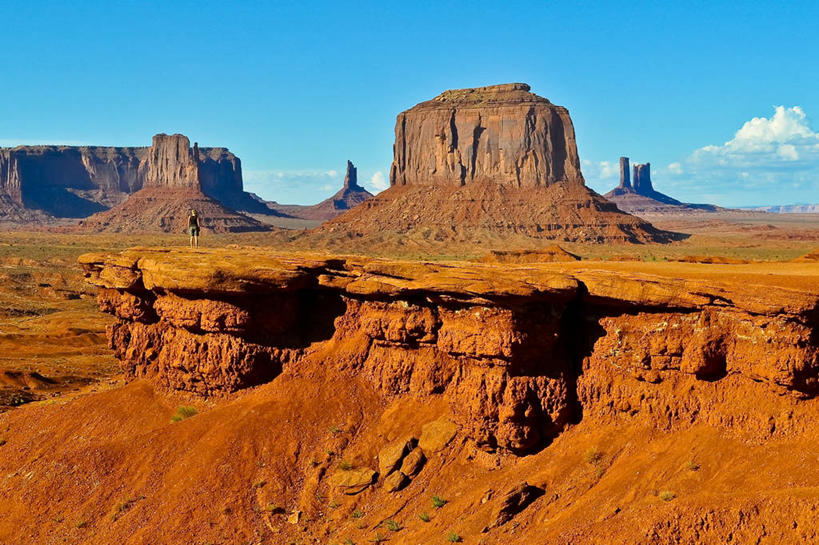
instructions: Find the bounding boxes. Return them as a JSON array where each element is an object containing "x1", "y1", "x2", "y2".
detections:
[{"x1": 0, "y1": 133, "x2": 269, "y2": 224}]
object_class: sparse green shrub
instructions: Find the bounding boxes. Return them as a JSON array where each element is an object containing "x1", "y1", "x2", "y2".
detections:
[
  {"x1": 385, "y1": 519, "x2": 401, "y2": 531},
  {"x1": 686, "y1": 459, "x2": 700, "y2": 471},
  {"x1": 170, "y1": 406, "x2": 197, "y2": 422},
  {"x1": 352, "y1": 509, "x2": 364, "y2": 519},
  {"x1": 447, "y1": 531, "x2": 462, "y2": 542},
  {"x1": 369, "y1": 532, "x2": 386, "y2": 543},
  {"x1": 432, "y1": 495, "x2": 447, "y2": 509},
  {"x1": 75, "y1": 520, "x2": 88, "y2": 529},
  {"x1": 111, "y1": 497, "x2": 136, "y2": 521},
  {"x1": 418, "y1": 512, "x2": 430, "y2": 522},
  {"x1": 659, "y1": 490, "x2": 676, "y2": 501},
  {"x1": 344, "y1": 539, "x2": 356, "y2": 545},
  {"x1": 329, "y1": 500, "x2": 340, "y2": 509},
  {"x1": 329, "y1": 425, "x2": 342, "y2": 434},
  {"x1": 584, "y1": 447, "x2": 603, "y2": 465},
  {"x1": 253, "y1": 479, "x2": 267, "y2": 489}
]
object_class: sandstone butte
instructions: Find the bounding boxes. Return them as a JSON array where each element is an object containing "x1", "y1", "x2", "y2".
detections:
[
  {"x1": 0, "y1": 248, "x2": 816, "y2": 544},
  {"x1": 604, "y1": 156, "x2": 722, "y2": 215},
  {"x1": 315, "y1": 83, "x2": 678, "y2": 244},
  {"x1": 78, "y1": 134, "x2": 268, "y2": 233}
]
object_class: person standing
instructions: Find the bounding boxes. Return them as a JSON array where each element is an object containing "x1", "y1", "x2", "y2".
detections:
[{"x1": 188, "y1": 209, "x2": 201, "y2": 248}]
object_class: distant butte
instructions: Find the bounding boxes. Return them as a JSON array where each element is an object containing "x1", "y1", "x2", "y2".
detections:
[
  {"x1": 79, "y1": 134, "x2": 267, "y2": 233},
  {"x1": 604, "y1": 156, "x2": 721, "y2": 215},
  {"x1": 316, "y1": 83, "x2": 678, "y2": 244}
]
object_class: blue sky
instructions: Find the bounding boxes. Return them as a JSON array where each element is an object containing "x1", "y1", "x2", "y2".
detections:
[{"x1": 1, "y1": 0, "x2": 817, "y2": 207}]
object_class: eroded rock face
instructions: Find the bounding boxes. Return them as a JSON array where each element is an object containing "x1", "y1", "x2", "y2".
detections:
[
  {"x1": 389, "y1": 83, "x2": 583, "y2": 188},
  {"x1": 145, "y1": 134, "x2": 200, "y2": 189},
  {"x1": 81, "y1": 249, "x2": 819, "y2": 452},
  {"x1": 0, "y1": 138, "x2": 252, "y2": 220}
]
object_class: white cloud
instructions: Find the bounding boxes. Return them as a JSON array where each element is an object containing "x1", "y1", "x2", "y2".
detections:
[
  {"x1": 670, "y1": 105, "x2": 819, "y2": 206},
  {"x1": 690, "y1": 105, "x2": 819, "y2": 167},
  {"x1": 583, "y1": 106, "x2": 819, "y2": 207},
  {"x1": 243, "y1": 168, "x2": 342, "y2": 204},
  {"x1": 368, "y1": 171, "x2": 389, "y2": 191}
]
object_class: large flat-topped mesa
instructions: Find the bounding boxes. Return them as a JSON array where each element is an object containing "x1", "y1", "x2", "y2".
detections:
[{"x1": 390, "y1": 83, "x2": 584, "y2": 188}]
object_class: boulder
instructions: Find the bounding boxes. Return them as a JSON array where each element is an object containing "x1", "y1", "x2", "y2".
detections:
[
  {"x1": 492, "y1": 483, "x2": 545, "y2": 527},
  {"x1": 399, "y1": 447, "x2": 426, "y2": 477},
  {"x1": 419, "y1": 417, "x2": 458, "y2": 452},
  {"x1": 378, "y1": 437, "x2": 417, "y2": 476},
  {"x1": 383, "y1": 471, "x2": 409, "y2": 493},
  {"x1": 329, "y1": 467, "x2": 377, "y2": 495}
]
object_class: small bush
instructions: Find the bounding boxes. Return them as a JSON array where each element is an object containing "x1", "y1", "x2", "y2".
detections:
[
  {"x1": 344, "y1": 540, "x2": 356, "y2": 545},
  {"x1": 447, "y1": 531, "x2": 462, "y2": 542},
  {"x1": 432, "y1": 495, "x2": 448, "y2": 509},
  {"x1": 338, "y1": 460, "x2": 353, "y2": 471},
  {"x1": 352, "y1": 509, "x2": 364, "y2": 519},
  {"x1": 170, "y1": 406, "x2": 197, "y2": 422},
  {"x1": 253, "y1": 480, "x2": 267, "y2": 489},
  {"x1": 329, "y1": 425, "x2": 342, "y2": 434},
  {"x1": 369, "y1": 533, "x2": 386, "y2": 543},
  {"x1": 659, "y1": 490, "x2": 676, "y2": 502},
  {"x1": 418, "y1": 512, "x2": 430, "y2": 522},
  {"x1": 111, "y1": 497, "x2": 136, "y2": 521},
  {"x1": 75, "y1": 520, "x2": 88, "y2": 529},
  {"x1": 385, "y1": 519, "x2": 401, "y2": 532},
  {"x1": 686, "y1": 459, "x2": 700, "y2": 471},
  {"x1": 265, "y1": 503, "x2": 285, "y2": 514},
  {"x1": 329, "y1": 500, "x2": 340, "y2": 509},
  {"x1": 584, "y1": 447, "x2": 603, "y2": 465}
]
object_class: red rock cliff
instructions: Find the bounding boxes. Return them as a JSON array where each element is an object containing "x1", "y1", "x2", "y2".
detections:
[
  {"x1": 81, "y1": 249, "x2": 819, "y2": 453},
  {"x1": 389, "y1": 83, "x2": 584, "y2": 188}
]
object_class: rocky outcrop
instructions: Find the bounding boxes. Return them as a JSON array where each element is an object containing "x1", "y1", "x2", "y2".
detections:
[
  {"x1": 617, "y1": 156, "x2": 630, "y2": 190},
  {"x1": 145, "y1": 134, "x2": 200, "y2": 189},
  {"x1": 267, "y1": 160, "x2": 374, "y2": 221},
  {"x1": 389, "y1": 83, "x2": 584, "y2": 188},
  {"x1": 315, "y1": 84, "x2": 677, "y2": 244},
  {"x1": 605, "y1": 156, "x2": 719, "y2": 215},
  {"x1": 0, "y1": 135, "x2": 267, "y2": 222},
  {"x1": 81, "y1": 249, "x2": 819, "y2": 453},
  {"x1": 79, "y1": 134, "x2": 266, "y2": 233}
]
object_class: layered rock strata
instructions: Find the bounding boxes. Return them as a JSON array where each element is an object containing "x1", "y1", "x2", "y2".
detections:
[
  {"x1": 81, "y1": 249, "x2": 819, "y2": 453},
  {"x1": 389, "y1": 83, "x2": 584, "y2": 188},
  {"x1": 319, "y1": 84, "x2": 676, "y2": 243}
]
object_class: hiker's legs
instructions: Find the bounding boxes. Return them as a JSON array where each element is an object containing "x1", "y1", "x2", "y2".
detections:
[
  {"x1": 194, "y1": 234, "x2": 199, "y2": 248},
  {"x1": 189, "y1": 234, "x2": 194, "y2": 248}
]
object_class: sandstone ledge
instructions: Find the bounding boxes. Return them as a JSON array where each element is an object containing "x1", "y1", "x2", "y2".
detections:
[{"x1": 81, "y1": 248, "x2": 819, "y2": 453}]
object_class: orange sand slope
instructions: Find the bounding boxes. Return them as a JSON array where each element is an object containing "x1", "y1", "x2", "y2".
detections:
[{"x1": 0, "y1": 247, "x2": 817, "y2": 544}]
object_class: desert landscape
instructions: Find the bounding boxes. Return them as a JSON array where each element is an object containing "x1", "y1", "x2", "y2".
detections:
[{"x1": 2, "y1": 4, "x2": 818, "y2": 544}]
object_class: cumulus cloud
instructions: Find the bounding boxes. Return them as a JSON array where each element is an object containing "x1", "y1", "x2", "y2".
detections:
[
  {"x1": 675, "y1": 105, "x2": 819, "y2": 205},
  {"x1": 368, "y1": 171, "x2": 389, "y2": 191},
  {"x1": 584, "y1": 106, "x2": 819, "y2": 206}
]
